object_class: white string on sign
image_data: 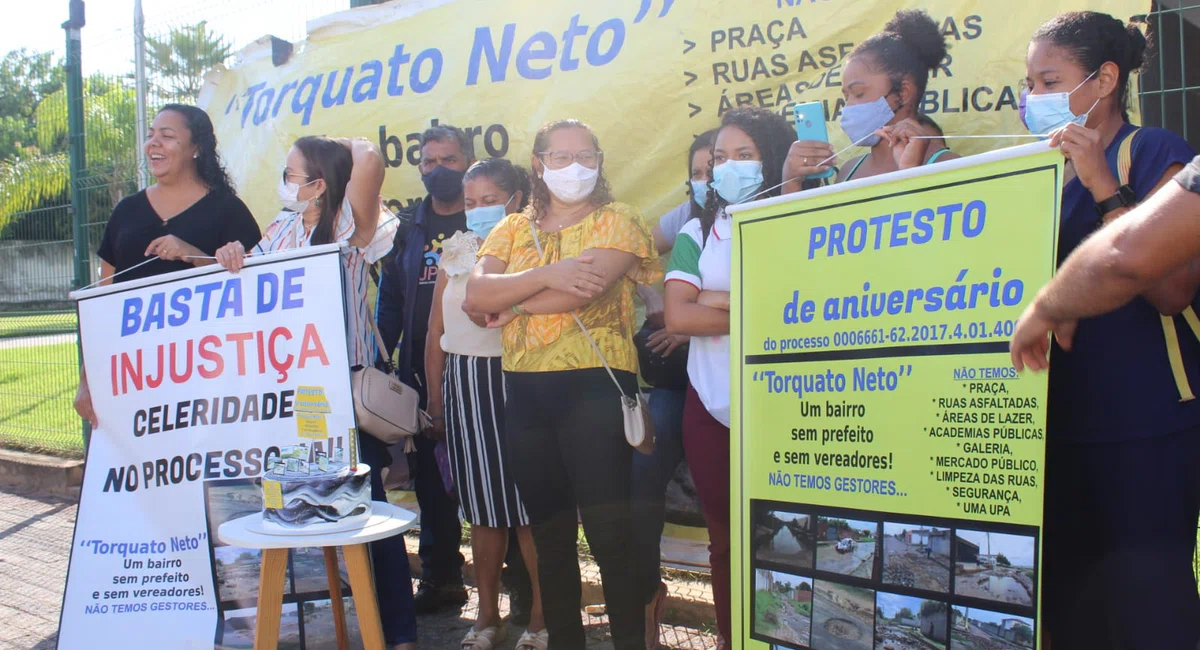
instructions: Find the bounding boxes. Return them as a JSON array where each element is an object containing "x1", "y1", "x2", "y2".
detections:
[{"x1": 76, "y1": 256, "x2": 161, "y2": 291}]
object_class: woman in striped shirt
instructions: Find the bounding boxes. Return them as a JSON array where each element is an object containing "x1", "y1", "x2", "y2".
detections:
[{"x1": 214, "y1": 136, "x2": 415, "y2": 650}]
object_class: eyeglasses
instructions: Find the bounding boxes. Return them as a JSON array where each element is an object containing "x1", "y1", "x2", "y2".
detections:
[
  {"x1": 282, "y1": 169, "x2": 311, "y2": 184},
  {"x1": 537, "y1": 150, "x2": 603, "y2": 169}
]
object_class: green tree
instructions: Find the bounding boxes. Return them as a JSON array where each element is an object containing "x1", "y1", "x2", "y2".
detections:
[
  {"x1": 896, "y1": 607, "x2": 915, "y2": 622},
  {"x1": 1012, "y1": 623, "x2": 1033, "y2": 645},
  {"x1": 0, "y1": 49, "x2": 66, "y2": 161},
  {"x1": 996, "y1": 553, "x2": 1012, "y2": 567},
  {"x1": 145, "y1": 21, "x2": 231, "y2": 102},
  {"x1": 0, "y1": 75, "x2": 137, "y2": 236}
]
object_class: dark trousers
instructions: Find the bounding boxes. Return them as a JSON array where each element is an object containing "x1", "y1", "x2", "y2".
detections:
[
  {"x1": 506, "y1": 368, "x2": 645, "y2": 650},
  {"x1": 1043, "y1": 425, "x2": 1200, "y2": 650},
  {"x1": 408, "y1": 433, "x2": 465, "y2": 585},
  {"x1": 359, "y1": 432, "x2": 418, "y2": 644},
  {"x1": 682, "y1": 383, "x2": 731, "y2": 643},
  {"x1": 631, "y1": 387, "x2": 687, "y2": 603}
]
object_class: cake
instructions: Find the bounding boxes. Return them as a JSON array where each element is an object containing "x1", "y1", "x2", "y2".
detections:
[{"x1": 259, "y1": 444, "x2": 372, "y2": 532}]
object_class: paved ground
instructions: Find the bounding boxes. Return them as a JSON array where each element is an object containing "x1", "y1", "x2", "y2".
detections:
[
  {"x1": 816, "y1": 540, "x2": 876, "y2": 579},
  {"x1": 0, "y1": 485, "x2": 717, "y2": 650},
  {"x1": 882, "y1": 536, "x2": 951, "y2": 592},
  {"x1": 810, "y1": 584, "x2": 873, "y2": 650}
]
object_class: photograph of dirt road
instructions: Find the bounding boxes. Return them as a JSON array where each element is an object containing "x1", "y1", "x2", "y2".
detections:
[
  {"x1": 206, "y1": 481, "x2": 261, "y2": 536},
  {"x1": 303, "y1": 598, "x2": 365, "y2": 649},
  {"x1": 874, "y1": 592, "x2": 948, "y2": 650},
  {"x1": 214, "y1": 545, "x2": 280, "y2": 605},
  {"x1": 217, "y1": 604, "x2": 301, "y2": 650},
  {"x1": 816, "y1": 517, "x2": 879, "y2": 580},
  {"x1": 755, "y1": 509, "x2": 815, "y2": 570},
  {"x1": 811, "y1": 581, "x2": 874, "y2": 650},
  {"x1": 951, "y1": 606, "x2": 1034, "y2": 649},
  {"x1": 881, "y1": 523, "x2": 950, "y2": 593},
  {"x1": 953, "y1": 531, "x2": 1036, "y2": 607},
  {"x1": 754, "y1": 569, "x2": 813, "y2": 647}
]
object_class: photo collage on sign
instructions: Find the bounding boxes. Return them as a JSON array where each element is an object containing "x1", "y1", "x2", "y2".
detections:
[
  {"x1": 750, "y1": 500, "x2": 1038, "y2": 650},
  {"x1": 204, "y1": 478, "x2": 363, "y2": 650}
]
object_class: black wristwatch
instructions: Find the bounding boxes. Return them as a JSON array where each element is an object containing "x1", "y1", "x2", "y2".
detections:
[{"x1": 1095, "y1": 184, "x2": 1136, "y2": 217}]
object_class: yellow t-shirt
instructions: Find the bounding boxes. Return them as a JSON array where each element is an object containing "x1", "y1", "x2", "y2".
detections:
[{"x1": 478, "y1": 202, "x2": 662, "y2": 374}]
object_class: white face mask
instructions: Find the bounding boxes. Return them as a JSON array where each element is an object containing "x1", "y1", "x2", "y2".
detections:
[
  {"x1": 277, "y1": 177, "x2": 317, "y2": 213},
  {"x1": 541, "y1": 162, "x2": 599, "y2": 204}
]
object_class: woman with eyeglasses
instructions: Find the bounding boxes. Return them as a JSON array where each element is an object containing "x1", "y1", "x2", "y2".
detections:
[
  {"x1": 213, "y1": 136, "x2": 419, "y2": 650},
  {"x1": 465, "y1": 119, "x2": 661, "y2": 650}
]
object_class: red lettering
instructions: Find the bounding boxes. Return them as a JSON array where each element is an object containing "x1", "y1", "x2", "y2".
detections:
[
  {"x1": 198, "y1": 335, "x2": 224, "y2": 379},
  {"x1": 121, "y1": 350, "x2": 143, "y2": 395},
  {"x1": 168, "y1": 341, "x2": 193, "y2": 384},
  {"x1": 226, "y1": 332, "x2": 254, "y2": 376},
  {"x1": 110, "y1": 354, "x2": 118, "y2": 397},
  {"x1": 298, "y1": 324, "x2": 329, "y2": 369},
  {"x1": 255, "y1": 330, "x2": 266, "y2": 375},
  {"x1": 145, "y1": 344, "x2": 165, "y2": 389}
]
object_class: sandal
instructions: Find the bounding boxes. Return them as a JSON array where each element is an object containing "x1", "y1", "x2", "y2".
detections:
[
  {"x1": 461, "y1": 625, "x2": 507, "y2": 650},
  {"x1": 515, "y1": 629, "x2": 549, "y2": 650}
]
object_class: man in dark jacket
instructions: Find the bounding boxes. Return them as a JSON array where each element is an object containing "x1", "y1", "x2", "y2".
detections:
[{"x1": 375, "y1": 124, "x2": 473, "y2": 613}]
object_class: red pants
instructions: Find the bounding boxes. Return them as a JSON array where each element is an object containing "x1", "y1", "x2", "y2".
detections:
[{"x1": 682, "y1": 383, "x2": 731, "y2": 642}]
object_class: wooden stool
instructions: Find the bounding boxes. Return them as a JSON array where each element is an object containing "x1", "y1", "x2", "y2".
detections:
[{"x1": 218, "y1": 502, "x2": 416, "y2": 650}]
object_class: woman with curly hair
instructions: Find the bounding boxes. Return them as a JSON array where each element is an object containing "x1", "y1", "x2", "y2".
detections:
[
  {"x1": 465, "y1": 119, "x2": 661, "y2": 650},
  {"x1": 664, "y1": 106, "x2": 797, "y2": 649},
  {"x1": 74, "y1": 103, "x2": 261, "y2": 427}
]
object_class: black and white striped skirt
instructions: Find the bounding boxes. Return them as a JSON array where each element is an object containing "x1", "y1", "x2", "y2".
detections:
[{"x1": 442, "y1": 353, "x2": 529, "y2": 528}]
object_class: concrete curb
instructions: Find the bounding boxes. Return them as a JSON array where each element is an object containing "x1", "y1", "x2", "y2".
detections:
[{"x1": 0, "y1": 448, "x2": 83, "y2": 500}]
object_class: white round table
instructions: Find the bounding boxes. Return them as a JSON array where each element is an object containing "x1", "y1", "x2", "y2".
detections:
[{"x1": 216, "y1": 502, "x2": 416, "y2": 650}]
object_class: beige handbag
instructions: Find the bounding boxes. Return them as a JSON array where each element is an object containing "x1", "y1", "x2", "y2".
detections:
[
  {"x1": 525, "y1": 218, "x2": 655, "y2": 455},
  {"x1": 351, "y1": 308, "x2": 420, "y2": 452}
]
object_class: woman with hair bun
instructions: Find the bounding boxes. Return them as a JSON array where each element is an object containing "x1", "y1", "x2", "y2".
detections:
[
  {"x1": 1023, "y1": 11, "x2": 1200, "y2": 650},
  {"x1": 782, "y1": 9, "x2": 958, "y2": 190}
]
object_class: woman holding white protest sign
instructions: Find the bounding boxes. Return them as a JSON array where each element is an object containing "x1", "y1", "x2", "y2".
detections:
[
  {"x1": 1017, "y1": 12, "x2": 1200, "y2": 650},
  {"x1": 213, "y1": 135, "x2": 417, "y2": 650},
  {"x1": 73, "y1": 104, "x2": 261, "y2": 428},
  {"x1": 424, "y1": 158, "x2": 547, "y2": 650},
  {"x1": 664, "y1": 106, "x2": 797, "y2": 649},
  {"x1": 781, "y1": 10, "x2": 958, "y2": 190}
]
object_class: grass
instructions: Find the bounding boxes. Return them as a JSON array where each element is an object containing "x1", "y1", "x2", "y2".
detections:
[
  {"x1": 0, "y1": 341, "x2": 84, "y2": 457},
  {"x1": 754, "y1": 589, "x2": 782, "y2": 632},
  {"x1": 0, "y1": 311, "x2": 77, "y2": 339}
]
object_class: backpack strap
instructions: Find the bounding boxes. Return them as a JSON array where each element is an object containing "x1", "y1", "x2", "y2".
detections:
[{"x1": 1128, "y1": 128, "x2": 1200, "y2": 402}]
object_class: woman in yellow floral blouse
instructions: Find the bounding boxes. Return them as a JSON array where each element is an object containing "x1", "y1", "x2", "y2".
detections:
[{"x1": 465, "y1": 119, "x2": 661, "y2": 650}]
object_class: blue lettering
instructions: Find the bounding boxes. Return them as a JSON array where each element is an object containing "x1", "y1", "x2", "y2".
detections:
[
  {"x1": 322, "y1": 67, "x2": 353, "y2": 108},
  {"x1": 466, "y1": 24, "x2": 516, "y2": 85},
  {"x1": 282, "y1": 268, "x2": 305, "y2": 310},
  {"x1": 121, "y1": 298, "x2": 143, "y2": 337},
  {"x1": 963, "y1": 200, "x2": 986, "y2": 237},
  {"x1": 271, "y1": 80, "x2": 298, "y2": 117},
  {"x1": 828, "y1": 223, "x2": 847, "y2": 256},
  {"x1": 890, "y1": 211, "x2": 911, "y2": 247},
  {"x1": 912, "y1": 208, "x2": 935, "y2": 244},
  {"x1": 142, "y1": 294, "x2": 165, "y2": 333},
  {"x1": 517, "y1": 31, "x2": 557, "y2": 80},
  {"x1": 386, "y1": 44, "x2": 410, "y2": 96},
  {"x1": 352, "y1": 60, "x2": 383, "y2": 102},
  {"x1": 938, "y1": 203, "x2": 963, "y2": 240},
  {"x1": 194, "y1": 282, "x2": 222, "y2": 321},
  {"x1": 846, "y1": 220, "x2": 867, "y2": 254},
  {"x1": 868, "y1": 214, "x2": 890, "y2": 250},
  {"x1": 292, "y1": 74, "x2": 323, "y2": 125},
  {"x1": 217, "y1": 280, "x2": 243, "y2": 319},
  {"x1": 410, "y1": 49, "x2": 442, "y2": 94},
  {"x1": 560, "y1": 14, "x2": 588, "y2": 71},
  {"x1": 252, "y1": 87, "x2": 274, "y2": 126},
  {"x1": 586, "y1": 19, "x2": 625, "y2": 67},
  {"x1": 257, "y1": 273, "x2": 279, "y2": 314},
  {"x1": 241, "y1": 82, "x2": 266, "y2": 128},
  {"x1": 168, "y1": 288, "x2": 191, "y2": 327},
  {"x1": 808, "y1": 226, "x2": 827, "y2": 260}
]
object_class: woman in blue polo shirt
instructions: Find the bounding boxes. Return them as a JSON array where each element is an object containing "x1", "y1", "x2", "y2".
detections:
[{"x1": 1026, "y1": 12, "x2": 1200, "y2": 650}]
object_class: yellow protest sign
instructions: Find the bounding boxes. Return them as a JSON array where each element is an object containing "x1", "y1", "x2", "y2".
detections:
[
  {"x1": 294, "y1": 386, "x2": 332, "y2": 413},
  {"x1": 262, "y1": 479, "x2": 284, "y2": 509},
  {"x1": 729, "y1": 143, "x2": 1062, "y2": 650},
  {"x1": 201, "y1": 0, "x2": 1141, "y2": 228},
  {"x1": 296, "y1": 411, "x2": 330, "y2": 439}
]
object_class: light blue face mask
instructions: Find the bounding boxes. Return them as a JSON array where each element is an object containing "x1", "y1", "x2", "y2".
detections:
[
  {"x1": 840, "y1": 95, "x2": 896, "y2": 147},
  {"x1": 690, "y1": 179, "x2": 709, "y2": 209},
  {"x1": 466, "y1": 195, "x2": 513, "y2": 239},
  {"x1": 712, "y1": 161, "x2": 763, "y2": 205},
  {"x1": 1022, "y1": 70, "x2": 1100, "y2": 136}
]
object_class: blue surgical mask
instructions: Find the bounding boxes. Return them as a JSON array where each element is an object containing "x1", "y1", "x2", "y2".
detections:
[
  {"x1": 690, "y1": 179, "x2": 709, "y2": 209},
  {"x1": 711, "y1": 161, "x2": 764, "y2": 205},
  {"x1": 1022, "y1": 70, "x2": 1099, "y2": 136},
  {"x1": 465, "y1": 195, "x2": 513, "y2": 239},
  {"x1": 840, "y1": 96, "x2": 896, "y2": 147}
]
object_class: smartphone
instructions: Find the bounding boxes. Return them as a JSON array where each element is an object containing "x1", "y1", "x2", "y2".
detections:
[{"x1": 793, "y1": 101, "x2": 835, "y2": 180}]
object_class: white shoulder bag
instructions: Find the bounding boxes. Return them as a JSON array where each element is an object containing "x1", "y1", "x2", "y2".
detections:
[
  {"x1": 525, "y1": 218, "x2": 656, "y2": 455},
  {"x1": 351, "y1": 304, "x2": 421, "y2": 452}
]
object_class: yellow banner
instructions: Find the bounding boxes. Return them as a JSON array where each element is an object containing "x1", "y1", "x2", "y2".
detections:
[
  {"x1": 202, "y1": 0, "x2": 1144, "y2": 227},
  {"x1": 730, "y1": 143, "x2": 1062, "y2": 649}
]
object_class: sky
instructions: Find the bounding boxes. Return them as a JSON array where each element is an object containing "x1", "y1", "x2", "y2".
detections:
[
  {"x1": 953, "y1": 606, "x2": 1033, "y2": 628},
  {"x1": 756, "y1": 569, "x2": 810, "y2": 590},
  {"x1": 883, "y1": 522, "x2": 947, "y2": 536},
  {"x1": 3, "y1": 0, "x2": 346, "y2": 76},
  {"x1": 956, "y1": 530, "x2": 1035, "y2": 567},
  {"x1": 877, "y1": 592, "x2": 932, "y2": 620}
]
